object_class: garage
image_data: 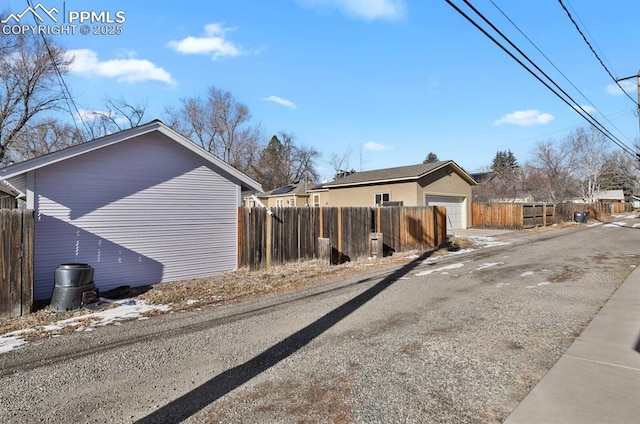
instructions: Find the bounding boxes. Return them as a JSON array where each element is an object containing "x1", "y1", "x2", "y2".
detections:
[
  {"x1": 0, "y1": 121, "x2": 263, "y2": 300},
  {"x1": 426, "y1": 196, "x2": 466, "y2": 230}
]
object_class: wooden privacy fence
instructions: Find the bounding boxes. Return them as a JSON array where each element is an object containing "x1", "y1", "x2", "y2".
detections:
[
  {"x1": 472, "y1": 203, "x2": 555, "y2": 230},
  {"x1": 555, "y1": 202, "x2": 633, "y2": 222},
  {"x1": 238, "y1": 206, "x2": 447, "y2": 269},
  {"x1": 0, "y1": 209, "x2": 34, "y2": 318}
]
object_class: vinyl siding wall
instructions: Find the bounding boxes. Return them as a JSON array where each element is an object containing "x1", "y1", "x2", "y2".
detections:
[{"x1": 32, "y1": 133, "x2": 240, "y2": 300}]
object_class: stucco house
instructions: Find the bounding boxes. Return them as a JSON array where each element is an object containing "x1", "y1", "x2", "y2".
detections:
[
  {"x1": 246, "y1": 181, "x2": 314, "y2": 208},
  {"x1": 0, "y1": 120, "x2": 262, "y2": 300},
  {"x1": 312, "y1": 161, "x2": 477, "y2": 229}
]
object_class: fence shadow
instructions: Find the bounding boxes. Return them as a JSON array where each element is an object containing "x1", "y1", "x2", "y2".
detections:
[{"x1": 135, "y1": 251, "x2": 432, "y2": 423}]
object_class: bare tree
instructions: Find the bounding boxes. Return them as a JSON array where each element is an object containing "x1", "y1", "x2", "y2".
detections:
[
  {"x1": 163, "y1": 86, "x2": 263, "y2": 173},
  {"x1": 82, "y1": 97, "x2": 148, "y2": 140},
  {"x1": 530, "y1": 139, "x2": 580, "y2": 203},
  {"x1": 8, "y1": 118, "x2": 83, "y2": 163},
  {"x1": 0, "y1": 34, "x2": 71, "y2": 164},
  {"x1": 570, "y1": 127, "x2": 609, "y2": 202},
  {"x1": 329, "y1": 146, "x2": 353, "y2": 180}
]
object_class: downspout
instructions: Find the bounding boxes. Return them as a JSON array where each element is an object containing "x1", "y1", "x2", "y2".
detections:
[{"x1": 251, "y1": 194, "x2": 273, "y2": 215}]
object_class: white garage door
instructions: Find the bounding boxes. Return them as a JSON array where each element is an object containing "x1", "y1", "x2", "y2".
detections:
[{"x1": 425, "y1": 196, "x2": 466, "y2": 230}]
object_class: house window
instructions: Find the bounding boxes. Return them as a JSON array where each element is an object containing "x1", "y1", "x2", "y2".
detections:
[
  {"x1": 275, "y1": 199, "x2": 284, "y2": 207},
  {"x1": 288, "y1": 198, "x2": 296, "y2": 207},
  {"x1": 374, "y1": 193, "x2": 390, "y2": 206},
  {"x1": 247, "y1": 200, "x2": 256, "y2": 208},
  {"x1": 313, "y1": 194, "x2": 320, "y2": 207}
]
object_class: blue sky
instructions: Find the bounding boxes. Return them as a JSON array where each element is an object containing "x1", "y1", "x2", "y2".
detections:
[{"x1": 3, "y1": 0, "x2": 640, "y2": 180}]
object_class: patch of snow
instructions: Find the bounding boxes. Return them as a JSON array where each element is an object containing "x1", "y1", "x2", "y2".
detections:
[
  {"x1": 0, "y1": 299, "x2": 171, "y2": 355},
  {"x1": 526, "y1": 281, "x2": 551, "y2": 288},
  {"x1": 476, "y1": 262, "x2": 504, "y2": 271},
  {"x1": 604, "y1": 222, "x2": 627, "y2": 227},
  {"x1": 0, "y1": 335, "x2": 28, "y2": 354},
  {"x1": 520, "y1": 271, "x2": 534, "y2": 277},
  {"x1": 466, "y1": 236, "x2": 511, "y2": 248},
  {"x1": 186, "y1": 299, "x2": 199, "y2": 305},
  {"x1": 415, "y1": 262, "x2": 465, "y2": 277}
]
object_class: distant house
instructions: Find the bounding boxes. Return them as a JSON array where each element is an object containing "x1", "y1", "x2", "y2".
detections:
[
  {"x1": 246, "y1": 181, "x2": 315, "y2": 208},
  {"x1": 0, "y1": 120, "x2": 262, "y2": 300},
  {"x1": 594, "y1": 190, "x2": 625, "y2": 203},
  {"x1": 313, "y1": 161, "x2": 477, "y2": 229}
]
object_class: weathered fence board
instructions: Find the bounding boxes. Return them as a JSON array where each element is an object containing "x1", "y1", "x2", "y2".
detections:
[
  {"x1": 473, "y1": 201, "x2": 633, "y2": 230},
  {"x1": 239, "y1": 206, "x2": 446, "y2": 269},
  {"x1": 555, "y1": 202, "x2": 632, "y2": 222},
  {"x1": 0, "y1": 209, "x2": 34, "y2": 319},
  {"x1": 472, "y1": 203, "x2": 555, "y2": 230}
]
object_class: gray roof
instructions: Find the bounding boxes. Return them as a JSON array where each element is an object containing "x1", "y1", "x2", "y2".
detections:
[
  {"x1": 595, "y1": 190, "x2": 625, "y2": 201},
  {"x1": 321, "y1": 161, "x2": 476, "y2": 188},
  {"x1": 0, "y1": 120, "x2": 263, "y2": 193},
  {"x1": 260, "y1": 181, "x2": 310, "y2": 197}
]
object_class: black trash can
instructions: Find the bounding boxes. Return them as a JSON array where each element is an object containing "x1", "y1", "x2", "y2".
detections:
[
  {"x1": 574, "y1": 211, "x2": 588, "y2": 223},
  {"x1": 50, "y1": 263, "x2": 97, "y2": 312}
]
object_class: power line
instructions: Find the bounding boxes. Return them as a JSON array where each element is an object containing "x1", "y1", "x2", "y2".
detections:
[
  {"x1": 25, "y1": 0, "x2": 92, "y2": 138},
  {"x1": 444, "y1": 0, "x2": 638, "y2": 158},
  {"x1": 557, "y1": 0, "x2": 639, "y2": 107},
  {"x1": 489, "y1": 0, "x2": 635, "y2": 147}
]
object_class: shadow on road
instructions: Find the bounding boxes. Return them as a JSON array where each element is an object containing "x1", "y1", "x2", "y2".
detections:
[{"x1": 135, "y1": 251, "x2": 432, "y2": 423}]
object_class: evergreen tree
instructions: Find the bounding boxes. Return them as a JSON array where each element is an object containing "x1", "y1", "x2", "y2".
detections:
[
  {"x1": 491, "y1": 149, "x2": 519, "y2": 175},
  {"x1": 423, "y1": 152, "x2": 439, "y2": 164}
]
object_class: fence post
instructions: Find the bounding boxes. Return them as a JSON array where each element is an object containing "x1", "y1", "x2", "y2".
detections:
[
  {"x1": 265, "y1": 210, "x2": 272, "y2": 268},
  {"x1": 337, "y1": 206, "x2": 342, "y2": 264},
  {"x1": 21, "y1": 210, "x2": 34, "y2": 316}
]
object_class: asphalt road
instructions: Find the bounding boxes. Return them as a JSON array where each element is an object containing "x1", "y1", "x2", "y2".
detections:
[{"x1": 1, "y1": 221, "x2": 639, "y2": 423}]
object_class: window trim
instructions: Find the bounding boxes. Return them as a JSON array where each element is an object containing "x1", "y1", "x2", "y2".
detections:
[{"x1": 374, "y1": 192, "x2": 390, "y2": 206}]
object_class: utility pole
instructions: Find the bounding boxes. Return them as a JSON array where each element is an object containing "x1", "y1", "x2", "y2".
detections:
[
  {"x1": 615, "y1": 71, "x2": 640, "y2": 127},
  {"x1": 615, "y1": 72, "x2": 640, "y2": 161}
]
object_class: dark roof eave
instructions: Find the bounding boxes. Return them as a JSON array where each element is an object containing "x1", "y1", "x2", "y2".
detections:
[{"x1": 323, "y1": 161, "x2": 477, "y2": 188}]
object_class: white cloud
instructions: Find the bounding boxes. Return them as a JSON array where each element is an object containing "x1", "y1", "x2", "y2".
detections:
[
  {"x1": 264, "y1": 96, "x2": 297, "y2": 109},
  {"x1": 167, "y1": 23, "x2": 242, "y2": 60},
  {"x1": 75, "y1": 109, "x2": 128, "y2": 125},
  {"x1": 493, "y1": 109, "x2": 554, "y2": 127},
  {"x1": 298, "y1": 0, "x2": 406, "y2": 21},
  {"x1": 573, "y1": 105, "x2": 598, "y2": 115},
  {"x1": 76, "y1": 109, "x2": 110, "y2": 121},
  {"x1": 606, "y1": 79, "x2": 636, "y2": 96},
  {"x1": 363, "y1": 141, "x2": 390, "y2": 151},
  {"x1": 67, "y1": 49, "x2": 174, "y2": 84}
]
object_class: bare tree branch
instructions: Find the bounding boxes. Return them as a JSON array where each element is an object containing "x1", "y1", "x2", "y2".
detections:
[{"x1": 0, "y1": 33, "x2": 70, "y2": 163}]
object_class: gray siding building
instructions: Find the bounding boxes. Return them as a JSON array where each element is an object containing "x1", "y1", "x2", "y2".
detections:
[{"x1": 0, "y1": 120, "x2": 262, "y2": 300}]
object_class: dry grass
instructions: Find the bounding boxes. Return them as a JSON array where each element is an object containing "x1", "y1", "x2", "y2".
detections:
[
  {"x1": 1, "y1": 250, "x2": 439, "y2": 336},
  {"x1": 0, "y1": 232, "x2": 490, "y2": 337}
]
